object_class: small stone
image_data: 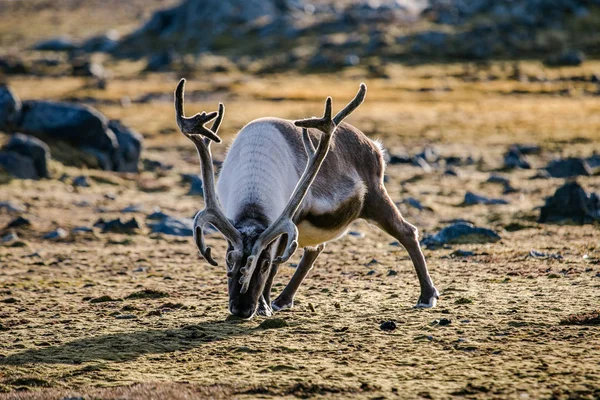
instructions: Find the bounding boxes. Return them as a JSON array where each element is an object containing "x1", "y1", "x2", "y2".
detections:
[
  {"x1": 0, "y1": 201, "x2": 24, "y2": 213},
  {"x1": 422, "y1": 222, "x2": 500, "y2": 248},
  {"x1": 387, "y1": 270, "x2": 398, "y2": 276},
  {"x1": 463, "y1": 192, "x2": 508, "y2": 206},
  {"x1": 120, "y1": 204, "x2": 144, "y2": 213},
  {"x1": 438, "y1": 318, "x2": 451, "y2": 326},
  {"x1": 6, "y1": 216, "x2": 31, "y2": 228},
  {"x1": 100, "y1": 218, "x2": 141, "y2": 234},
  {"x1": 115, "y1": 314, "x2": 137, "y2": 320},
  {"x1": 1, "y1": 232, "x2": 19, "y2": 243},
  {"x1": 380, "y1": 320, "x2": 397, "y2": 331},
  {"x1": 72, "y1": 175, "x2": 91, "y2": 187},
  {"x1": 450, "y1": 250, "x2": 475, "y2": 257},
  {"x1": 258, "y1": 318, "x2": 288, "y2": 329},
  {"x1": 72, "y1": 226, "x2": 93, "y2": 234},
  {"x1": 503, "y1": 147, "x2": 530, "y2": 169},
  {"x1": 43, "y1": 228, "x2": 67, "y2": 240},
  {"x1": 366, "y1": 270, "x2": 376, "y2": 276}
]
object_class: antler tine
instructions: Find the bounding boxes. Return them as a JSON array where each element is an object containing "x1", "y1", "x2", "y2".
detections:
[
  {"x1": 237, "y1": 83, "x2": 368, "y2": 294},
  {"x1": 175, "y1": 79, "x2": 221, "y2": 143},
  {"x1": 175, "y1": 79, "x2": 242, "y2": 266}
]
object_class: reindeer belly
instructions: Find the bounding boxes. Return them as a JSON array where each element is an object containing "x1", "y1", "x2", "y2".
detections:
[
  {"x1": 297, "y1": 221, "x2": 350, "y2": 247},
  {"x1": 296, "y1": 193, "x2": 363, "y2": 248}
]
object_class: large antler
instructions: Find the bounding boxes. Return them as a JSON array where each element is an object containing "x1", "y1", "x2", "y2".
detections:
[
  {"x1": 175, "y1": 79, "x2": 242, "y2": 266},
  {"x1": 238, "y1": 83, "x2": 367, "y2": 293}
]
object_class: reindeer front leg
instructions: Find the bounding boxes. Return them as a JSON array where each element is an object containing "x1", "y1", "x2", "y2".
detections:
[
  {"x1": 256, "y1": 239, "x2": 287, "y2": 317},
  {"x1": 272, "y1": 244, "x2": 325, "y2": 311}
]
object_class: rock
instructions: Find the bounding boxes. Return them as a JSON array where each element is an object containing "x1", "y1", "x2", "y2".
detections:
[
  {"x1": 3, "y1": 133, "x2": 50, "y2": 178},
  {"x1": 450, "y1": 250, "x2": 475, "y2": 257},
  {"x1": 529, "y1": 249, "x2": 563, "y2": 260},
  {"x1": 437, "y1": 318, "x2": 451, "y2": 326},
  {"x1": 72, "y1": 175, "x2": 91, "y2": 187},
  {"x1": 587, "y1": 154, "x2": 600, "y2": 169},
  {"x1": 43, "y1": 228, "x2": 67, "y2": 240},
  {"x1": 120, "y1": 204, "x2": 144, "y2": 213},
  {"x1": 1, "y1": 232, "x2": 19, "y2": 243},
  {"x1": 80, "y1": 31, "x2": 120, "y2": 53},
  {"x1": 544, "y1": 158, "x2": 592, "y2": 178},
  {"x1": 143, "y1": 159, "x2": 173, "y2": 172},
  {"x1": 503, "y1": 147, "x2": 530, "y2": 169},
  {"x1": 422, "y1": 222, "x2": 501, "y2": 248},
  {"x1": 71, "y1": 60, "x2": 106, "y2": 79},
  {"x1": 17, "y1": 100, "x2": 117, "y2": 158},
  {"x1": 0, "y1": 151, "x2": 38, "y2": 179},
  {"x1": 444, "y1": 167, "x2": 459, "y2": 176},
  {"x1": 0, "y1": 56, "x2": 28, "y2": 75},
  {"x1": 544, "y1": 50, "x2": 585, "y2": 67},
  {"x1": 513, "y1": 144, "x2": 541, "y2": 155},
  {"x1": 388, "y1": 153, "x2": 412, "y2": 164},
  {"x1": 486, "y1": 174, "x2": 510, "y2": 185},
  {"x1": 0, "y1": 85, "x2": 21, "y2": 131},
  {"x1": 108, "y1": 120, "x2": 143, "y2": 172},
  {"x1": 538, "y1": 181, "x2": 600, "y2": 224},
  {"x1": 0, "y1": 201, "x2": 24, "y2": 213},
  {"x1": 98, "y1": 218, "x2": 141, "y2": 234},
  {"x1": 404, "y1": 197, "x2": 425, "y2": 211},
  {"x1": 146, "y1": 213, "x2": 194, "y2": 237},
  {"x1": 72, "y1": 226, "x2": 93, "y2": 234},
  {"x1": 380, "y1": 320, "x2": 397, "y2": 331},
  {"x1": 32, "y1": 36, "x2": 78, "y2": 51},
  {"x1": 145, "y1": 52, "x2": 176, "y2": 72},
  {"x1": 188, "y1": 175, "x2": 204, "y2": 196},
  {"x1": 463, "y1": 192, "x2": 508, "y2": 206},
  {"x1": 6, "y1": 216, "x2": 32, "y2": 228}
]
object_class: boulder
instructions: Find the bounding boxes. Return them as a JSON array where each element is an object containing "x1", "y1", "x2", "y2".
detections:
[
  {"x1": 544, "y1": 157, "x2": 592, "y2": 178},
  {"x1": 32, "y1": 36, "x2": 79, "y2": 52},
  {"x1": 3, "y1": 133, "x2": 50, "y2": 178},
  {"x1": 539, "y1": 181, "x2": 600, "y2": 224},
  {"x1": 17, "y1": 100, "x2": 117, "y2": 154},
  {"x1": 0, "y1": 151, "x2": 38, "y2": 179},
  {"x1": 108, "y1": 120, "x2": 143, "y2": 173},
  {"x1": 0, "y1": 85, "x2": 21, "y2": 131}
]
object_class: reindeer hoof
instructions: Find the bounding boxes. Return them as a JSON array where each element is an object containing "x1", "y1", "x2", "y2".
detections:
[
  {"x1": 271, "y1": 297, "x2": 293, "y2": 312},
  {"x1": 256, "y1": 297, "x2": 273, "y2": 317},
  {"x1": 414, "y1": 287, "x2": 439, "y2": 308}
]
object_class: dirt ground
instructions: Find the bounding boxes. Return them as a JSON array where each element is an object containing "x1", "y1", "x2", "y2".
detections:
[{"x1": 1, "y1": 60, "x2": 599, "y2": 400}]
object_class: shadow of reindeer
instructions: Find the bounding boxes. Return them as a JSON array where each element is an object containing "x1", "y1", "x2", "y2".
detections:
[{"x1": 0, "y1": 319, "x2": 252, "y2": 365}]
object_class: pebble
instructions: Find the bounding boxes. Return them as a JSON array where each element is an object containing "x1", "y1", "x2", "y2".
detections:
[
  {"x1": 0, "y1": 201, "x2": 24, "y2": 213},
  {"x1": 380, "y1": 320, "x2": 397, "y2": 331},
  {"x1": 6, "y1": 216, "x2": 31, "y2": 228},
  {"x1": 43, "y1": 228, "x2": 67, "y2": 240},
  {"x1": 463, "y1": 192, "x2": 508, "y2": 206},
  {"x1": 72, "y1": 175, "x2": 91, "y2": 187},
  {"x1": 544, "y1": 158, "x2": 592, "y2": 178}
]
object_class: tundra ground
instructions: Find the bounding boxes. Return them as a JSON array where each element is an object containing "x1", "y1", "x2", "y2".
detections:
[{"x1": 1, "y1": 57, "x2": 600, "y2": 399}]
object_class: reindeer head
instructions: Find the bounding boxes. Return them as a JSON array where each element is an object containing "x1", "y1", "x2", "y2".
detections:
[{"x1": 176, "y1": 79, "x2": 366, "y2": 319}]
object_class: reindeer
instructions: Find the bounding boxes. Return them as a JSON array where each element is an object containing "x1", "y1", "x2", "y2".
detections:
[{"x1": 175, "y1": 79, "x2": 439, "y2": 319}]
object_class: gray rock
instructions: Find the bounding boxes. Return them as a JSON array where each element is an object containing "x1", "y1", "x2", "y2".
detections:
[
  {"x1": 544, "y1": 158, "x2": 592, "y2": 178},
  {"x1": 6, "y1": 216, "x2": 31, "y2": 228},
  {"x1": 97, "y1": 218, "x2": 141, "y2": 234},
  {"x1": 3, "y1": 133, "x2": 50, "y2": 178},
  {"x1": 17, "y1": 100, "x2": 117, "y2": 155},
  {"x1": 1, "y1": 232, "x2": 19, "y2": 243},
  {"x1": 504, "y1": 147, "x2": 530, "y2": 169},
  {"x1": 0, "y1": 201, "x2": 24, "y2": 213},
  {"x1": 404, "y1": 197, "x2": 425, "y2": 211},
  {"x1": 72, "y1": 175, "x2": 91, "y2": 187},
  {"x1": 147, "y1": 214, "x2": 194, "y2": 237},
  {"x1": 32, "y1": 36, "x2": 78, "y2": 51},
  {"x1": 80, "y1": 31, "x2": 120, "y2": 53},
  {"x1": 0, "y1": 85, "x2": 21, "y2": 131},
  {"x1": 71, "y1": 60, "x2": 106, "y2": 79},
  {"x1": 0, "y1": 151, "x2": 38, "y2": 179},
  {"x1": 188, "y1": 175, "x2": 204, "y2": 196},
  {"x1": 539, "y1": 181, "x2": 599, "y2": 224},
  {"x1": 108, "y1": 120, "x2": 143, "y2": 172},
  {"x1": 463, "y1": 192, "x2": 509, "y2": 206},
  {"x1": 72, "y1": 226, "x2": 93, "y2": 234},
  {"x1": 44, "y1": 228, "x2": 67, "y2": 240},
  {"x1": 422, "y1": 222, "x2": 501, "y2": 248},
  {"x1": 544, "y1": 50, "x2": 585, "y2": 67},
  {"x1": 121, "y1": 204, "x2": 144, "y2": 213}
]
